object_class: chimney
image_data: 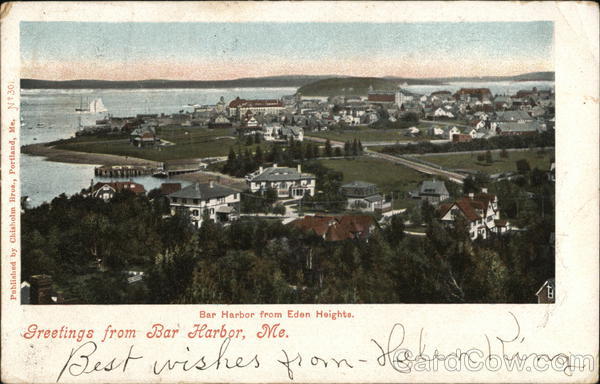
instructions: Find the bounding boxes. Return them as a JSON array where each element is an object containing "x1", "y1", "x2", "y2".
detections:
[
  {"x1": 297, "y1": 164, "x2": 302, "y2": 173},
  {"x1": 29, "y1": 275, "x2": 53, "y2": 304},
  {"x1": 209, "y1": 180, "x2": 214, "y2": 188},
  {"x1": 481, "y1": 187, "x2": 488, "y2": 194},
  {"x1": 273, "y1": 163, "x2": 278, "y2": 168},
  {"x1": 468, "y1": 192, "x2": 474, "y2": 199}
]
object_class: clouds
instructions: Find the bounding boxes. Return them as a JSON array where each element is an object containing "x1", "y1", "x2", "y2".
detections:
[{"x1": 20, "y1": 22, "x2": 554, "y2": 80}]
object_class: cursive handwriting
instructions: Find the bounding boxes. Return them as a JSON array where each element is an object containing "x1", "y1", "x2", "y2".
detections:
[
  {"x1": 56, "y1": 341, "x2": 142, "y2": 382},
  {"x1": 54, "y1": 313, "x2": 593, "y2": 381},
  {"x1": 152, "y1": 338, "x2": 259, "y2": 374}
]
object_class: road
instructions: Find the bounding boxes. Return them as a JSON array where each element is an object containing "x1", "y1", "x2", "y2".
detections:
[
  {"x1": 365, "y1": 150, "x2": 467, "y2": 184},
  {"x1": 304, "y1": 135, "x2": 466, "y2": 183}
]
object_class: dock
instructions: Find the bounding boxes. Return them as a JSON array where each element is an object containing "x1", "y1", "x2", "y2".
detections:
[{"x1": 94, "y1": 165, "x2": 156, "y2": 177}]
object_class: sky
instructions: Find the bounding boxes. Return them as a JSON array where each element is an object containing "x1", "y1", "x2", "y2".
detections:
[{"x1": 20, "y1": 22, "x2": 554, "y2": 81}]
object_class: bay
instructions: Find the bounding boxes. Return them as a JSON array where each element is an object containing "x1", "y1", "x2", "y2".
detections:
[{"x1": 21, "y1": 87, "x2": 296, "y2": 207}]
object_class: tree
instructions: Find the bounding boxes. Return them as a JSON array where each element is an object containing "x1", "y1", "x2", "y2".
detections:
[
  {"x1": 334, "y1": 147, "x2": 342, "y2": 157},
  {"x1": 384, "y1": 214, "x2": 405, "y2": 247},
  {"x1": 500, "y1": 148, "x2": 509, "y2": 158},
  {"x1": 516, "y1": 159, "x2": 531, "y2": 174},
  {"x1": 485, "y1": 150, "x2": 493, "y2": 164},
  {"x1": 352, "y1": 139, "x2": 359, "y2": 156},
  {"x1": 254, "y1": 146, "x2": 264, "y2": 164},
  {"x1": 325, "y1": 139, "x2": 333, "y2": 157}
]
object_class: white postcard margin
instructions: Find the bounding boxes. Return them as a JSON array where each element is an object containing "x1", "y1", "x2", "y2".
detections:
[{"x1": 1, "y1": 2, "x2": 599, "y2": 383}]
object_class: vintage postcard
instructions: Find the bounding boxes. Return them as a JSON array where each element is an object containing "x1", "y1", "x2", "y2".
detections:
[{"x1": 1, "y1": 1, "x2": 598, "y2": 383}]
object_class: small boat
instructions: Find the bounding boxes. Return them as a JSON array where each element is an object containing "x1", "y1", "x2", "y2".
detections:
[
  {"x1": 37, "y1": 122, "x2": 44, "y2": 127},
  {"x1": 152, "y1": 170, "x2": 169, "y2": 178},
  {"x1": 33, "y1": 137, "x2": 37, "y2": 141}
]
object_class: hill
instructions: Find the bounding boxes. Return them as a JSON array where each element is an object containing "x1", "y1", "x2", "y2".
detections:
[
  {"x1": 20, "y1": 75, "x2": 333, "y2": 90},
  {"x1": 298, "y1": 77, "x2": 402, "y2": 97},
  {"x1": 428, "y1": 71, "x2": 555, "y2": 83}
]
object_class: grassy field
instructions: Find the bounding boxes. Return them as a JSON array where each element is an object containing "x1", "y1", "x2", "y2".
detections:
[
  {"x1": 319, "y1": 157, "x2": 432, "y2": 209},
  {"x1": 417, "y1": 149, "x2": 554, "y2": 175},
  {"x1": 309, "y1": 124, "x2": 433, "y2": 142},
  {"x1": 53, "y1": 126, "x2": 262, "y2": 161}
]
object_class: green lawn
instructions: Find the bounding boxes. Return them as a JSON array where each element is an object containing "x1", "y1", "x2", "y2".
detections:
[
  {"x1": 319, "y1": 157, "x2": 433, "y2": 208},
  {"x1": 418, "y1": 149, "x2": 554, "y2": 174},
  {"x1": 53, "y1": 125, "x2": 264, "y2": 161},
  {"x1": 56, "y1": 138, "x2": 242, "y2": 161},
  {"x1": 309, "y1": 124, "x2": 433, "y2": 143},
  {"x1": 157, "y1": 126, "x2": 234, "y2": 144}
]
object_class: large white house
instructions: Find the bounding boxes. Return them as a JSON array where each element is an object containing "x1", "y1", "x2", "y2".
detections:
[
  {"x1": 168, "y1": 182, "x2": 240, "y2": 228},
  {"x1": 438, "y1": 188, "x2": 509, "y2": 240},
  {"x1": 246, "y1": 164, "x2": 316, "y2": 199},
  {"x1": 228, "y1": 97, "x2": 285, "y2": 118}
]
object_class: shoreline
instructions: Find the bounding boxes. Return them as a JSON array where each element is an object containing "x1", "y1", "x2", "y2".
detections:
[
  {"x1": 21, "y1": 143, "x2": 160, "y2": 167},
  {"x1": 21, "y1": 142, "x2": 245, "y2": 188}
]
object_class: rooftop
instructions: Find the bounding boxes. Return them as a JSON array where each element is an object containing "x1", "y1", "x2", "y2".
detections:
[
  {"x1": 251, "y1": 166, "x2": 315, "y2": 182},
  {"x1": 169, "y1": 182, "x2": 238, "y2": 200}
]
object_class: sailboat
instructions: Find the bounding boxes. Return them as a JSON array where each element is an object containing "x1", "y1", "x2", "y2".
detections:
[
  {"x1": 75, "y1": 96, "x2": 89, "y2": 112},
  {"x1": 89, "y1": 98, "x2": 108, "y2": 114},
  {"x1": 75, "y1": 97, "x2": 108, "y2": 114}
]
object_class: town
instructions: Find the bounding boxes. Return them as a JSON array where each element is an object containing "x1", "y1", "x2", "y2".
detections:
[{"x1": 21, "y1": 80, "x2": 555, "y2": 306}]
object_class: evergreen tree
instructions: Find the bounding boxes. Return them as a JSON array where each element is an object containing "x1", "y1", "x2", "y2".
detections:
[
  {"x1": 325, "y1": 139, "x2": 333, "y2": 157},
  {"x1": 254, "y1": 146, "x2": 264, "y2": 164}
]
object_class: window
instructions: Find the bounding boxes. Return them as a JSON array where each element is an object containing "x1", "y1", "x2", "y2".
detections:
[
  {"x1": 210, "y1": 208, "x2": 215, "y2": 215},
  {"x1": 192, "y1": 210, "x2": 199, "y2": 216},
  {"x1": 218, "y1": 197, "x2": 225, "y2": 203},
  {"x1": 183, "y1": 198, "x2": 188, "y2": 204},
  {"x1": 193, "y1": 199, "x2": 199, "y2": 205},
  {"x1": 547, "y1": 285, "x2": 554, "y2": 299},
  {"x1": 172, "y1": 197, "x2": 178, "y2": 203}
]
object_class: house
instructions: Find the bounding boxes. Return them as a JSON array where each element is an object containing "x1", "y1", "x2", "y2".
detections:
[
  {"x1": 454, "y1": 88, "x2": 492, "y2": 101},
  {"x1": 246, "y1": 164, "x2": 316, "y2": 199},
  {"x1": 288, "y1": 215, "x2": 378, "y2": 242},
  {"x1": 411, "y1": 180, "x2": 449, "y2": 205},
  {"x1": 262, "y1": 124, "x2": 304, "y2": 142},
  {"x1": 91, "y1": 181, "x2": 146, "y2": 201},
  {"x1": 438, "y1": 188, "x2": 507, "y2": 240},
  {"x1": 339, "y1": 181, "x2": 391, "y2": 212},
  {"x1": 281, "y1": 126, "x2": 304, "y2": 142},
  {"x1": 445, "y1": 126, "x2": 461, "y2": 140},
  {"x1": 159, "y1": 183, "x2": 182, "y2": 196},
  {"x1": 168, "y1": 181, "x2": 240, "y2": 228},
  {"x1": 535, "y1": 278, "x2": 555, "y2": 304},
  {"x1": 208, "y1": 114, "x2": 232, "y2": 129},
  {"x1": 405, "y1": 126, "x2": 421, "y2": 136},
  {"x1": 494, "y1": 121, "x2": 541, "y2": 136},
  {"x1": 428, "y1": 126, "x2": 445, "y2": 137},
  {"x1": 130, "y1": 122, "x2": 159, "y2": 147},
  {"x1": 368, "y1": 91, "x2": 396, "y2": 103},
  {"x1": 452, "y1": 133, "x2": 472, "y2": 143},
  {"x1": 433, "y1": 107, "x2": 455, "y2": 119},
  {"x1": 493, "y1": 110, "x2": 534, "y2": 123}
]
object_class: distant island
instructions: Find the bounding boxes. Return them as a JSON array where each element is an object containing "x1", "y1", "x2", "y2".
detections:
[{"x1": 21, "y1": 71, "x2": 554, "y2": 91}]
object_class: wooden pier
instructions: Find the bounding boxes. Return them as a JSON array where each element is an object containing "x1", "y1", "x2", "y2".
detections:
[{"x1": 94, "y1": 165, "x2": 156, "y2": 177}]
